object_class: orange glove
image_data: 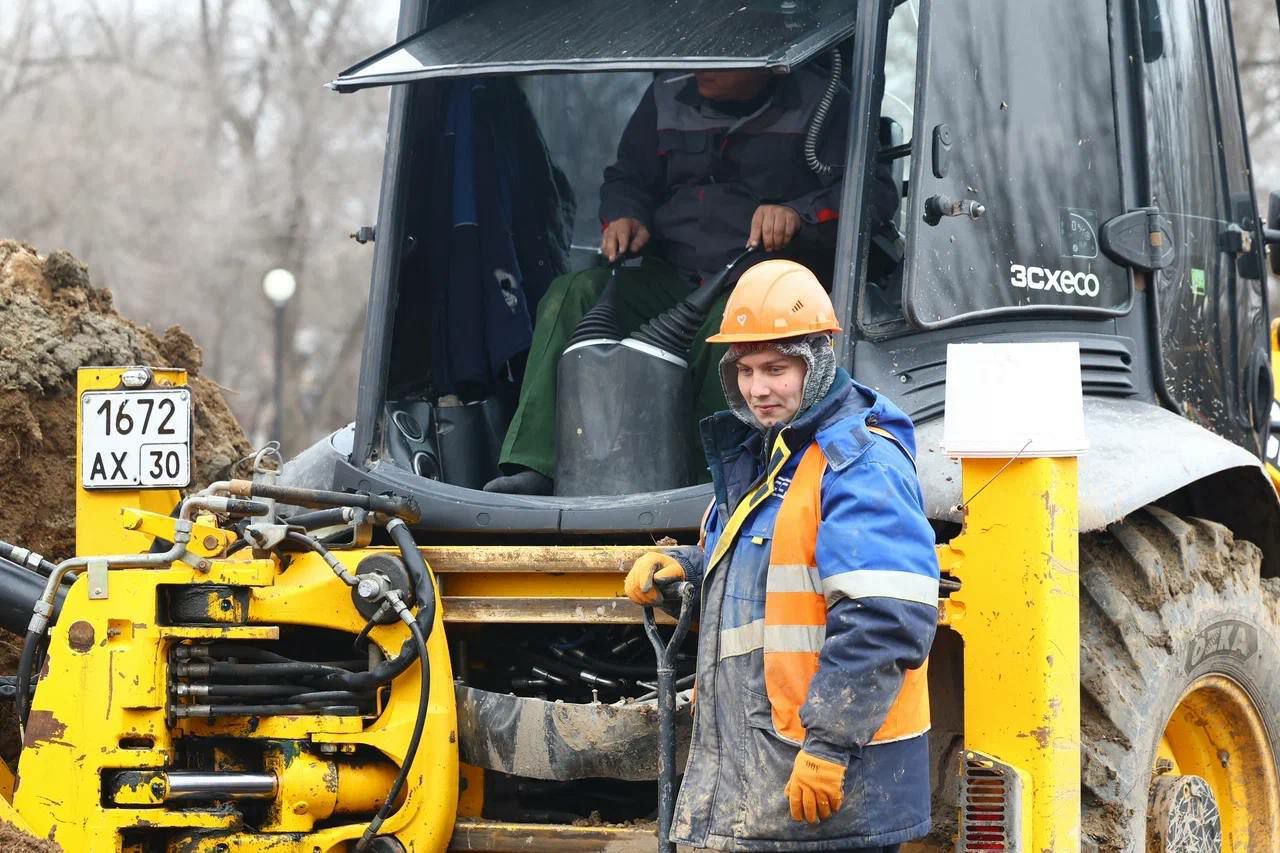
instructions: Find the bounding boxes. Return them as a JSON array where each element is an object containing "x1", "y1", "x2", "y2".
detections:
[
  {"x1": 784, "y1": 750, "x2": 846, "y2": 823},
  {"x1": 623, "y1": 553, "x2": 686, "y2": 605}
]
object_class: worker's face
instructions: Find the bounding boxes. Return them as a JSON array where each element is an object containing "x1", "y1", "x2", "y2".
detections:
[
  {"x1": 735, "y1": 350, "x2": 808, "y2": 427},
  {"x1": 694, "y1": 69, "x2": 773, "y2": 103}
]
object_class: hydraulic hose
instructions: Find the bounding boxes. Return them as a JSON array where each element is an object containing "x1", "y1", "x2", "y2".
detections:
[
  {"x1": 225, "y1": 480, "x2": 420, "y2": 524},
  {"x1": 288, "y1": 690, "x2": 370, "y2": 706},
  {"x1": 0, "y1": 541, "x2": 58, "y2": 577},
  {"x1": 176, "y1": 703, "x2": 327, "y2": 718},
  {"x1": 386, "y1": 519, "x2": 437, "y2": 634},
  {"x1": 177, "y1": 524, "x2": 437, "y2": 694},
  {"x1": 499, "y1": 646, "x2": 621, "y2": 690},
  {"x1": 193, "y1": 662, "x2": 356, "y2": 682},
  {"x1": 284, "y1": 508, "x2": 356, "y2": 530},
  {"x1": 356, "y1": 618, "x2": 430, "y2": 852},
  {"x1": 186, "y1": 683, "x2": 313, "y2": 698},
  {"x1": 804, "y1": 48, "x2": 843, "y2": 179},
  {"x1": 315, "y1": 520, "x2": 435, "y2": 692},
  {"x1": 196, "y1": 643, "x2": 364, "y2": 669},
  {"x1": 353, "y1": 519, "x2": 436, "y2": 850},
  {"x1": 286, "y1": 532, "x2": 359, "y2": 587},
  {"x1": 14, "y1": 632, "x2": 42, "y2": 725}
]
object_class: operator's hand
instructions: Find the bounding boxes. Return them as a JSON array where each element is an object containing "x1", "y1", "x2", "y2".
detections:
[
  {"x1": 784, "y1": 750, "x2": 846, "y2": 823},
  {"x1": 747, "y1": 204, "x2": 802, "y2": 251},
  {"x1": 602, "y1": 217, "x2": 651, "y2": 262},
  {"x1": 623, "y1": 553, "x2": 686, "y2": 606}
]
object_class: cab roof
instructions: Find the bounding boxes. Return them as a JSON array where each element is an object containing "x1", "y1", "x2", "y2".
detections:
[{"x1": 331, "y1": 0, "x2": 857, "y2": 92}]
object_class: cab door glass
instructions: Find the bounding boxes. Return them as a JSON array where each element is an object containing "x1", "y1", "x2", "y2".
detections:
[
  {"x1": 898, "y1": 0, "x2": 1130, "y2": 328},
  {"x1": 859, "y1": 0, "x2": 917, "y2": 331},
  {"x1": 1207, "y1": 0, "x2": 1270, "y2": 448},
  {"x1": 1143, "y1": 0, "x2": 1254, "y2": 447},
  {"x1": 523, "y1": 73, "x2": 652, "y2": 269}
]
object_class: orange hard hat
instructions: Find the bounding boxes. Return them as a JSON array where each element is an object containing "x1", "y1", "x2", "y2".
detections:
[{"x1": 706, "y1": 259, "x2": 841, "y2": 343}]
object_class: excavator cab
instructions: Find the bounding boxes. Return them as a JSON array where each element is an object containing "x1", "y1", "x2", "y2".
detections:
[{"x1": 289, "y1": 0, "x2": 907, "y2": 535}]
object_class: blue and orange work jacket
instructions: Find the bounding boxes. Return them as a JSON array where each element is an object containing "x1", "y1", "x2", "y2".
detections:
[{"x1": 669, "y1": 369, "x2": 939, "y2": 851}]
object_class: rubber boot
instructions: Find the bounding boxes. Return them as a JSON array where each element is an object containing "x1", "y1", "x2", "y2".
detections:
[{"x1": 482, "y1": 468, "x2": 554, "y2": 496}]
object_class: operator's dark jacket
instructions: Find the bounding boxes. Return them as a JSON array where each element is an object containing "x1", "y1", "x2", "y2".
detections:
[{"x1": 600, "y1": 68, "x2": 899, "y2": 283}]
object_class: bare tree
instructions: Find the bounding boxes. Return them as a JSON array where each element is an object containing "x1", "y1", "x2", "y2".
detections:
[
  {"x1": 0, "y1": 0, "x2": 392, "y2": 454},
  {"x1": 1234, "y1": 2, "x2": 1280, "y2": 190}
]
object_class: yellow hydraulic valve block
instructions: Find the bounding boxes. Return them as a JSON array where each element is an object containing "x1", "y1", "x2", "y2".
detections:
[{"x1": 13, "y1": 530, "x2": 458, "y2": 851}]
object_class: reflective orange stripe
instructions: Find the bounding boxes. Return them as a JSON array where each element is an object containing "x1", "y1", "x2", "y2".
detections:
[
  {"x1": 763, "y1": 439, "x2": 930, "y2": 746},
  {"x1": 766, "y1": 449, "x2": 820, "y2": 565},
  {"x1": 764, "y1": 591, "x2": 828, "y2": 625}
]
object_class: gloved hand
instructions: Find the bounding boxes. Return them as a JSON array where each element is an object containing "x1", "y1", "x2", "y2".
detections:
[
  {"x1": 623, "y1": 553, "x2": 686, "y2": 606},
  {"x1": 784, "y1": 750, "x2": 846, "y2": 823}
]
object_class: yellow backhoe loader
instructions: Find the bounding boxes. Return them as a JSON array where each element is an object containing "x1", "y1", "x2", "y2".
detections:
[{"x1": 3, "y1": 1, "x2": 1280, "y2": 851}]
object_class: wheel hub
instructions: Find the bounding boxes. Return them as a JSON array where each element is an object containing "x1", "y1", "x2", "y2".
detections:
[
  {"x1": 1152, "y1": 674, "x2": 1280, "y2": 851},
  {"x1": 1148, "y1": 774, "x2": 1221, "y2": 853}
]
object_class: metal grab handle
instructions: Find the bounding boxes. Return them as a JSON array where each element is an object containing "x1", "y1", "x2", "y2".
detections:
[
  {"x1": 643, "y1": 581, "x2": 696, "y2": 853},
  {"x1": 923, "y1": 193, "x2": 986, "y2": 226}
]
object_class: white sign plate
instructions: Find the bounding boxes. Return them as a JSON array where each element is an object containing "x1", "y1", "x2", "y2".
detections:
[
  {"x1": 942, "y1": 342, "x2": 1088, "y2": 458},
  {"x1": 81, "y1": 389, "x2": 192, "y2": 489}
]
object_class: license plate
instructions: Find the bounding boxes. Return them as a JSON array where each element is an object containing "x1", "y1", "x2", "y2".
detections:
[{"x1": 81, "y1": 389, "x2": 192, "y2": 490}]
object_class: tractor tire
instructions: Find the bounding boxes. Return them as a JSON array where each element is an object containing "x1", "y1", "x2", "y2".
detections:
[{"x1": 1080, "y1": 506, "x2": 1280, "y2": 851}]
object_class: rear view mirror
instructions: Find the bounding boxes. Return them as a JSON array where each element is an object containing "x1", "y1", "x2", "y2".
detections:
[{"x1": 1267, "y1": 190, "x2": 1280, "y2": 276}]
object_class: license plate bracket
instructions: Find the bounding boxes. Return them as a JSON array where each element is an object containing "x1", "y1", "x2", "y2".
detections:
[{"x1": 81, "y1": 389, "x2": 193, "y2": 490}]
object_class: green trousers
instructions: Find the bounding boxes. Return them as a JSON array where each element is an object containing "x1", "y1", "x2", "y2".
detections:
[{"x1": 500, "y1": 258, "x2": 730, "y2": 480}]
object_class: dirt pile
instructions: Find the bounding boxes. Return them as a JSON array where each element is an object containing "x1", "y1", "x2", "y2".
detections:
[
  {"x1": 0, "y1": 240, "x2": 252, "y2": 560},
  {"x1": 0, "y1": 821, "x2": 60, "y2": 852}
]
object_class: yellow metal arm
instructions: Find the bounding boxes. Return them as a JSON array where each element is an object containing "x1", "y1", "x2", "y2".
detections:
[
  {"x1": 941, "y1": 457, "x2": 1081, "y2": 851},
  {"x1": 118, "y1": 507, "x2": 236, "y2": 558}
]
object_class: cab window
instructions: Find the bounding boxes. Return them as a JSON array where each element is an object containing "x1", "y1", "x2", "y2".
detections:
[{"x1": 862, "y1": 0, "x2": 1131, "y2": 332}]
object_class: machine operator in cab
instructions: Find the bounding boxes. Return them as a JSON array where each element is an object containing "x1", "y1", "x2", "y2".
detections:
[
  {"x1": 625, "y1": 260, "x2": 938, "y2": 851},
  {"x1": 484, "y1": 63, "x2": 899, "y2": 495}
]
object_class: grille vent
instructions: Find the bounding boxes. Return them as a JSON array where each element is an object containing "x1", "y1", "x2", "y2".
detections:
[
  {"x1": 958, "y1": 751, "x2": 1023, "y2": 852},
  {"x1": 896, "y1": 334, "x2": 1136, "y2": 423}
]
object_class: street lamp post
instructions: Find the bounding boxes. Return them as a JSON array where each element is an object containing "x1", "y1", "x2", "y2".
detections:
[{"x1": 262, "y1": 268, "x2": 297, "y2": 450}]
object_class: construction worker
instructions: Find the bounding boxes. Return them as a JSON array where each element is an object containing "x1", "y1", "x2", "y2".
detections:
[
  {"x1": 484, "y1": 64, "x2": 899, "y2": 494},
  {"x1": 624, "y1": 260, "x2": 938, "y2": 851}
]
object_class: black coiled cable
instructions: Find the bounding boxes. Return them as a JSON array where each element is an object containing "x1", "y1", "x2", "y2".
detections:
[{"x1": 804, "y1": 48, "x2": 844, "y2": 179}]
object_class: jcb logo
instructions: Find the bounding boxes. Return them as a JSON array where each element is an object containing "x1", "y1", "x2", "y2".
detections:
[
  {"x1": 1185, "y1": 620, "x2": 1258, "y2": 674},
  {"x1": 1009, "y1": 264, "x2": 1101, "y2": 298}
]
